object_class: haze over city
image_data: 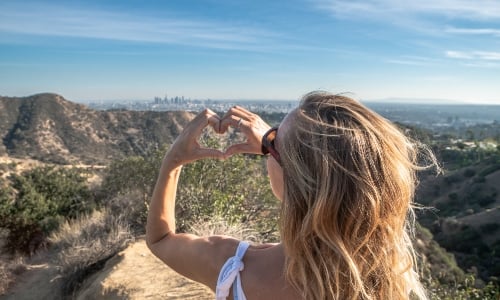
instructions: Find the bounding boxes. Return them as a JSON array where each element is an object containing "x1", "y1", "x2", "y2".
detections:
[{"x1": 1, "y1": 0, "x2": 499, "y2": 104}]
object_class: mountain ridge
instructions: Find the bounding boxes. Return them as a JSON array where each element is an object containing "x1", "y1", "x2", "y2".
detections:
[{"x1": 0, "y1": 93, "x2": 194, "y2": 164}]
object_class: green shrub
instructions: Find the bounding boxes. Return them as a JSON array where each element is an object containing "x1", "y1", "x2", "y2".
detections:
[
  {"x1": 479, "y1": 163, "x2": 500, "y2": 177},
  {"x1": 444, "y1": 173, "x2": 462, "y2": 185},
  {"x1": 424, "y1": 274, "x2": 500, "y2": 300},
  {"x1": 99, "y1": 148, "x2": 163, "y2": 202},
  {"x1": 0, "y1": 166, "x2": 93, "y2": 255},
  {"x1": 473, "y1": 175, "x2": 486, "y2": 183},
  {"x1": 479, "y1": 223, "x2": 499, "y2": 234},
  {"x1": 478, "y1": 195, "x2": 496, "y2": 207},
  {"x1": 176, "y1": 154, "x2": 279, "y2": 240},
  {"x1": 464, "y1": 168, "x2": 476, "y2": 177},
  {"x1": 448, "y1": 192, "x2": 459, "y2": 201},
  {"x1": 437, "y1": 226, "x2": 487, "y2": 254}
]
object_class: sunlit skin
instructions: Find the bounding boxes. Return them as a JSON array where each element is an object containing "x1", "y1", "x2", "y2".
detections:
[{"x1": 266, "y1": 156, "x2": 283, "y2": 200}]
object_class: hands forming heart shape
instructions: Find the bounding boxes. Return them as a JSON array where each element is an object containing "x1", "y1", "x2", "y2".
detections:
[{"x1": 163, "y1": 106, "x2": 273, "y2": 169}]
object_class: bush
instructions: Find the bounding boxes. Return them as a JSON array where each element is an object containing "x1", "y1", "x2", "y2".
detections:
[
  {"x1": 464, "y1": 168, "x2": 476, "y2": 177},
  {"x1": 448, "y1": 192, "x2": 459, "y2": 201},
  {"x1": 473, "y1": 175, "x2": 486, "y2": 183},
  {"x1": 480, "y1": 223, "x2": 500, "y2": 234},
  {"x1": 424, "y1": 274, "x2": 500, "y2": 300},
  {"x1": 99, "y1": 148, "x2": 164, "y2": 203},
  {"x1": 100, "y1": 137, "x2": 280, "y2": 241},
  {"x1": 479, "y1": 163, "x2": 500, "y2": 177},
  {"x1": 437, "y1": 226, "x2": 487, "y2": 254},
  {"x1": 176, "y1": 154, "x2": 279, "y2": 241},
  {"x1": 0, "y1": 166, "x2": 93, "y2": 255},
  {"x1": 478, "y1": 195, "x2": 496, "y2": 207}
]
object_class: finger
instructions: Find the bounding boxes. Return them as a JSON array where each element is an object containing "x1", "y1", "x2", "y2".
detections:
[
  {"x1": 220, "y1": 107, "x2": 253, "y2": 130},
  {"x1": 230, "y1": 105, "x2": 254, "y2": 118},
  {"x1": 192, "y1": 109, "x2": 219, "y2": 136},
  {"x1": 220, "y1": 115, "x2": 247, "y2": 132},
  {"x1": 196, "y1": 147, "x2": 225, "y2": 160},
  {"x1": 207, "y1": 114, "x2": 221, "y2": 134},
  {"x1": 222, "y1": 106, "x2": 253, "y2": 120},
  {"x1": 224, "y1": 143, "x2": 258, "y2": 157}
]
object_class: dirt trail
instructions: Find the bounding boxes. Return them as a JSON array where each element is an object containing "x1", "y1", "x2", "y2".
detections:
[{"x1": 2, "y1": 240, "x2": 213, "y2": 300}]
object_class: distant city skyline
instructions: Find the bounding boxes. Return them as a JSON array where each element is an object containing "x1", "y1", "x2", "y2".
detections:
[{"x1": 1, "y1": 0, "x2": 500, "y2": 104}]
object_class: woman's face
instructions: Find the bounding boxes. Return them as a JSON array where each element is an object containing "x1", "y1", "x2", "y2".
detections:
[{"x1": 266, "y1": 110, "x2": 295, "y2": 201}]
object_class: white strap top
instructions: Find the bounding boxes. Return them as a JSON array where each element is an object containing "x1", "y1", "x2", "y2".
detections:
[{"x1": 215, "y1": 241, "x2": 250, "y2": 300}]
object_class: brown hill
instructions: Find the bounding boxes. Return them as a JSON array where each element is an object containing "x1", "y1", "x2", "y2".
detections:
[{"x1": 0, "y1": 93, "x2": 194, "y2": 165}]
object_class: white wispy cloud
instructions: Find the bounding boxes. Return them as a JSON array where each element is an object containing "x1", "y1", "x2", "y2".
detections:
[
  {"x1": 446, "y1": 51, "x2": 500, "y2": 61},
  {"x1": 310, "y1": 0, "x2": 500, "y2": 38},
  {"x1": 445, "y1": 51, "x2": 473, "y2": 59},
  {"x1": 387, "y1": 59, "x2": 428, "y2": 66},
  {"x1": 311, "y1": 0, "x2": 500, "y2": 20},
  {"x1": 386, "y1": 55, "x2": 440, "y2": 66},
  {"x1": 445, "y1": 27, "x2": 500, "y2": 37},
  {"x1": 463, "y1": 61, "x2": 500, "y2": 68},
  {"x1": 445, "y1": 50, "x2": 500, "y2": 68},
  {"x1": 0, "y1": 2, "x2": 278, "y2": 51}
]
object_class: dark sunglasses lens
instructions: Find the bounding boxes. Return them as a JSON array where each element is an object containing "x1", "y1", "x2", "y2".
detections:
[{"x1": 262, "y1": 128, "x2": 277, "y2": 155}]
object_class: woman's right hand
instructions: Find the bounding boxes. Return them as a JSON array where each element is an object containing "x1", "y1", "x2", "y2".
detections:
[
  {"x1": 220, "y1": 106, "x2": 271, "y2": 157},
  {"x1": 162, "y1": 108, "x2": 224, "y2": 170}
]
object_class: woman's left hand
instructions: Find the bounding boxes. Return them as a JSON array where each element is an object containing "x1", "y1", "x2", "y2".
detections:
[
  {"x1": 162, "y1": 108, "x2": 225, "y2": 170},
  {"x1": 220, "y1": 106, "x2": 271, "y2": 157}
]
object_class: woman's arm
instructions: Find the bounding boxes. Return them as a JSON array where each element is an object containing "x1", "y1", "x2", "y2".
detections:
[
  {"x1": 146, "y1": 108, "x2": 234, "y2": 288},
  {"x1": 146, "y1": 108, "x2": 223, "y2": 242},
  {"x1": 145, "y1": 107, "x2": 271, "y2": 290},
  {"x1": 145, "y1": 162, "x2": 181, "y2": 246},
  {"x1": 146, "y1": 159, "x2": 239, "y2": 288}
]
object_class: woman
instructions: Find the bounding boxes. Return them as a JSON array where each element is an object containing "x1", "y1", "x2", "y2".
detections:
[{"x1": 146, "y1": 91, "x2": 436, "y2": 299}]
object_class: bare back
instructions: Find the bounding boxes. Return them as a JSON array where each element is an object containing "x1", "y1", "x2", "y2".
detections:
[{"x1": 236, "y1": 243, "x2": 301, "y2": 300}]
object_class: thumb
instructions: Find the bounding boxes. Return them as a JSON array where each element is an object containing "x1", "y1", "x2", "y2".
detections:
[
  {"x1": 224, "y1": 143, "x2": 252, "y2": 157},
  {"x1": 196, "y1": 147, "x2": 226, "y2": 160}
]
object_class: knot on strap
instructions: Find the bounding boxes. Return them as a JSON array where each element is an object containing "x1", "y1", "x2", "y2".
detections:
[
  {"x1": 216, "y1": 257, "x2": 244, "y2": 299},
  {"x1": 215, "y1": 241, "x2": 250, "y2": 300}
]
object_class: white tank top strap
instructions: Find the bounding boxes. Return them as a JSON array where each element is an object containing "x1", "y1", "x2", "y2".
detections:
[{"x1": 215, "y1": 241, "x2": 250, "y2": 300}]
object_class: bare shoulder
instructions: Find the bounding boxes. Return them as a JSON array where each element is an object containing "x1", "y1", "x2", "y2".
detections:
[
  {"x1": 240, "y1": 243, "x2": 301, "y2": 299},
  {"x1": 147, "y1": 233, "x2": 241, "y2": 290}
]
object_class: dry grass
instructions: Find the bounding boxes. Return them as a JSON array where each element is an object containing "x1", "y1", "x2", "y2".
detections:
[
  {"x1": 0, "y1": 255, "x2": 26, "y2": 295},
  {"x1": 190, "y1": 217, "x2": 265, "y2": 244},
  {"x1": 48, "y1": 208, "x2": 134, "y2": 297}
]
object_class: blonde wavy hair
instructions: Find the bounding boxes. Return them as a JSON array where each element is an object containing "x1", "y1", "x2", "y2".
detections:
[{"x1": 279, "y1": 92, "x2": 437, "y2": 299}]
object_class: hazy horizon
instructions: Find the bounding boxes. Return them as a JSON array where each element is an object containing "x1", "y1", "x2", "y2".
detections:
[{"x1": 5, "y1": 92, "x2": 500, "y2": 106}]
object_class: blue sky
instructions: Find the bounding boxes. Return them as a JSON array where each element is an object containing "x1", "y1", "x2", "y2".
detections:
[{"x1": 1, "y1": 0, "x2": 499, "y2": 104}]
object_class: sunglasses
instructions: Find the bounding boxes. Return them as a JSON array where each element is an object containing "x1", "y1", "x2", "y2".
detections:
[{"x1": 261, "y1": 127, "x2": 281, "y2": 165}]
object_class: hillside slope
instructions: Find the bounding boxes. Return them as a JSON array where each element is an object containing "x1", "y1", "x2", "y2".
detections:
[
  {"x1": 0, "y1": 94, "x2": 194, "y2": 164},
  {"x1": 416, "y1": 159, "x2": 500, "y2": 281},
  {"x1": 2, "y1": 239, "x2": 213, "y2": 300}
]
